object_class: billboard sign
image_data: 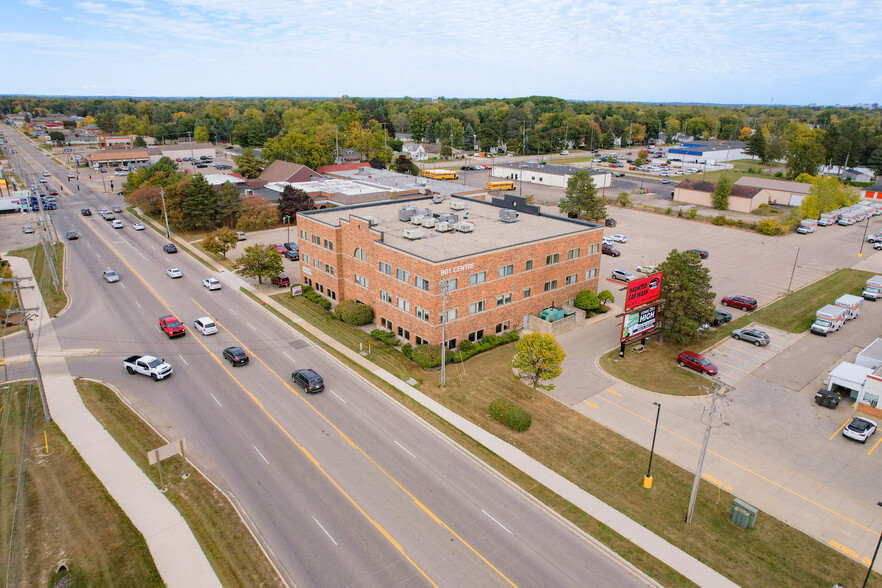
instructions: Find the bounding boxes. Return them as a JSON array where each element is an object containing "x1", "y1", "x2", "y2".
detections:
[
  {"x1": 621, "y1": 305, "x2": 657, "y2": 342},
  {"x1": 624, "y1": 271, "x2": 663, "y2": 312}
]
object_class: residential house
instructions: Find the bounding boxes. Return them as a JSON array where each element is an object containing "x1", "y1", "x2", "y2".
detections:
[{"x1": 258, "y1": 160, "x2": 321, "y2": 184}]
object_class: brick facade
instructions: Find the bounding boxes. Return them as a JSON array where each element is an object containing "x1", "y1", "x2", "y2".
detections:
[{"x1": 296, "y1": 198, "x2": 602, "y2": 347}]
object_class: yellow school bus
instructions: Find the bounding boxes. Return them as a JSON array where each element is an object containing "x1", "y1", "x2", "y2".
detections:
[
  {"x1": 486, "y1": 181, "x2": 517, "y2": 191},
  {"x1": 420, "y1": 169, "x2": 459, "y2": 180}
]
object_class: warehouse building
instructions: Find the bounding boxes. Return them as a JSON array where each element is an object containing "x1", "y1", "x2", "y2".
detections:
[
  {"x1": 296, "y1": 194, "x2": 603, "y2": 346},
  {"x1": 490, "y1": 161, "x2": 611, "y2": 189},
  {"x1": 667, "y1": 141, "x2": 748, "y2": 163}
]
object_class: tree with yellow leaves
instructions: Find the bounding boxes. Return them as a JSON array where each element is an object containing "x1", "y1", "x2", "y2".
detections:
[{"x1": 510, "y1": 332, "x2": 566, "y2": 398}]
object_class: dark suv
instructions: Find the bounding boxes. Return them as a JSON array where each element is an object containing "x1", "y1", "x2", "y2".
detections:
[
  {"x1": 292, "y1": 369, "x2": 324, "y2": 394},
  {"x1": 601, "y1": 243, "x2": 621, "y2": 257},
  {"x1": 223, "y1": 346, "x2": 249, "y2": 366},
  {"x1": 284, "y1": 248, "x2": 299, "y2": 261},
  {"x1": 814, "y1": 389, "x2": 840, "y2": 409}
]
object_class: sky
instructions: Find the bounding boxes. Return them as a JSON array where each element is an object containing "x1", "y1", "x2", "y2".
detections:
[{"x1": 2, "y1": 0, "x2": 881, "y2": 106}]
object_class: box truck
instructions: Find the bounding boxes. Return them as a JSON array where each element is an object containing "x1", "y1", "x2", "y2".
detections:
[
  {"x1": 835, "y1": 294, "x2": 862, "y2": 319},
  {"x1": 811, "y1": 305, "x2": 847, "y2": 336},
  {"x1": 862, "y1": 276, "x2": 882, "y2": 301}
]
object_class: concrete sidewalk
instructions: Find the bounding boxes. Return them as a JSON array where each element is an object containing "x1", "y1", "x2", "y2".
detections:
[{"x1": 6, "y1": 256, "x2": 220, "y2": 588}]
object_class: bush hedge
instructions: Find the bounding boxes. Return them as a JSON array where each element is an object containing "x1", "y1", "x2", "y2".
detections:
[
  {"x1": 300, "y1": 285, "x2": 332, "y2": 310},
  {"x1": 370, "y1": 329, "x2": 397, "y2": 345},
  {"x1": 488, "y1": 398, "x2": 532, "y2": 432},
  {"x1": 408, "y1": 331, "x2": 520, "y2": 369},
  {"x1": 335, "y1": 299, "x2": 374, "y2": 325}
]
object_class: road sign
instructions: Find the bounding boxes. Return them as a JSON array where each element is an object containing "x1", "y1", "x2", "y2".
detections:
[{"x1": 63, "y1": 148, "x2": 72, "y2": 152}]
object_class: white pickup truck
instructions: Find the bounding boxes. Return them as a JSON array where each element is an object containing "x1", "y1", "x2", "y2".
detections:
[{"x1": 123, "y1": 355, "x2": 173, "y2": 381}]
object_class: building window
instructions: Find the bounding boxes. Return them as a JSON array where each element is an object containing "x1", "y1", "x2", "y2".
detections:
[
  {"x1": 397, "y1": 298, "x2": 410, "y2": 312},
  {"x1": 544, "y1": 280, "x2": 558, "y2": 292},
  {"x1": 565, "y1": 274, "x2": 577, "y2": 285},
  {"x1": 524, "y1": 287, "x2": 531, "y2": 298},
  {"x1": 585, "y1": 268, "x2": 597, "y2": 279},
  {"x1": 325, "y1": 264, "x2": 335, "y2": 276},
  {"x1": 415, "y1": 306, "x2": 430, "y2": 321},
  {"x1": 304, "y1": 277, "x2": 312, "y2": 287},
  {"x1": 525, "y1": 259, "x2": 533, "y2": 271},
  {"x1": 470, "y1": 271, "x2": 486, "y2": 285},
  {"x1": 302, "y1": 253, "x2": 310, "y2": 264},
  {"x1": 588, "y1": 243, "x2": 600, "y2": 254},
  {"x1": 546, "y1": 253, "x2": 560, "y2": 266},
  {"x1": 380, "y1": 317, "x2": 393, "y2": 330},
  {"x1": 496, "y1": 293, "x2": 512, "y2": 306},
  {"x1": 468, "y1": 329, "x2": 485, "y2": 342},
  {"x1": 379, "y1": 261, "x2": 391, "y2": 275},
  {"x1": 495, "y1": 321, "x2": 510, "y2": 334},
  {"x1": 444, "y1": 278, "x2": 458, "y2": 291},
  {"x1": 354, "y1": 248, "x2": 368, "y2": 262},
  {"x1": 328, "y1": 289, "x2": 336, "y2": 300},
  {"x1": 397, "y1": 268, "x2": 410, "y2": 283},
  {"x1": 313, "y1": 258, "x2": 322, "y2": 269},
  {"x1": 567, "y1": 248, "x2": 580, "y2": 260},
  {"x1": 354, "y1": 273, "x2": 368, "y2": 288},
  {"x1": 312, "y1": 234, "x2": 321, "y2": 245},
  {"x1": 469, "y1": 300, "x2": 485, "y2": 314},
  {"x1": 324, "y1": 239, "x2": 334, "y2": 251},
  {"x1": 415, "y1": 276, "x2": 430, "y2": 291},
  {"x1": 397, "y1": 326, "x2": 410, "y2": 341},
  {"x1": 315, "y1": 283, "x2": 324, "y2": 293},
  {"x1": 415, "y1": 335, "x2": 428, "y2": 345},
  {"x1": 380, "y1": 289, "x2": 393, "y2": 303},
  {"x1": 440, "y1": 309, "x2": 457, "y2": 323},
  {"x1": 498, "y1": 264, "x2": 513, "y2": 278},
  {"x1": 447, "y1": 339, "x2": 457, "y2": 350},
  {"x1": 300, "y1": 229, "x2": 308, "y2": 240}
]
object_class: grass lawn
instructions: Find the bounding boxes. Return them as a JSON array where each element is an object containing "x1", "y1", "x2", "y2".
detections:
[
  {"x1": 8, "y1": 242, "x2": 67, "y2": 316},
  {"x1": 75, "y1": 379, "x2": 282, "y2": 587},
  {"x1": 264, "y1": 291, "x2": 878, "y2": 587},
  {"x1": 0, "y1": 381, "x2": 162, "y2": 586}
]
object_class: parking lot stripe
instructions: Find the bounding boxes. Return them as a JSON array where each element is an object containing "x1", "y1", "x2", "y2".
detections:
[
  {"x1": 829, "y1": 419, "x2": 851, "y2": 441},
  {"x1": 706, "y1": 356, "x2": 753, "y2": 373},
  {"x1": 866, "y1": 435, "x2": 882, "y2": 456},
  {"x1": 600, "y1": 397, "x2": 881, "y2": 535}
]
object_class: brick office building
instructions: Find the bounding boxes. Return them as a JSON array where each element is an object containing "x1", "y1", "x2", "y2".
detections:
[{"x1": 296, "y1": 195, "x2": 603, "y2": 347}]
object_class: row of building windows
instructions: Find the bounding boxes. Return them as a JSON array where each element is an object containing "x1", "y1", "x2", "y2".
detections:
[{"x1": 377, "y1": 318, "x2": 511, "y2": 347}]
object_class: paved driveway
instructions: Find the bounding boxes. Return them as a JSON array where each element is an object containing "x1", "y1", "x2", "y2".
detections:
[{"x1": 703, "y1": 324, "x2": 803, "y2": 388}]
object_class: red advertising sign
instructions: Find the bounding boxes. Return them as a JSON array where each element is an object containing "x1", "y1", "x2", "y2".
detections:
[{"x1": 624, "y1": 271, "x2": 663, "y2": 312}]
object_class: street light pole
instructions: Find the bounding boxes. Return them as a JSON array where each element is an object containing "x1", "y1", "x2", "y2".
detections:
[
  {"x1": 859, "y1": 215, "x2": 871, "y2": 258},
  {"x1": 160, "y1": 187, "x2": 171, "y2": 239},
  {"x1": 283, "y1": 215, "x2": 291, "y2": 244},
  {"x1": 644, "y1": 402, "x2": 661, "y2": 488},
  {"x1": 787, "y1": 247, "x2": 800, "y2": 292},
  {"x1": 440, "y1": 280, "x2": 450, "y2": 387},
  {"x1": 863, "y1": 501, "x2": 882, "y2": 588}
]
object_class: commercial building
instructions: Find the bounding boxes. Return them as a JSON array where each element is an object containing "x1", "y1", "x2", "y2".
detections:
[
  {"x1": 296, "y1": 194, "x2": 603, "y2": 346},
  {"x1": 329, "y1": 166, "x2": 486, "y2": 199},
  {"x1": 733, "y1": 176, "x2": 813, "y2": 207},
  {"x1": 667, "y1": 141, "x2": 748, "y2": 163},
  {"x1": 862, "y1": 180, "x2": 882, "y2": 200},
  {"x1": 259, "y1": 160, "x2": 321, "y2": 184},
  {"x1": 86, "y1": 149, "x2": 151, "y2": 170},
  {"x1": 673, "y1": 179, "x2": 766, "y2": 213},
  {"x1": 491, "y1": 161, "x2": 611, "y2": 189}
]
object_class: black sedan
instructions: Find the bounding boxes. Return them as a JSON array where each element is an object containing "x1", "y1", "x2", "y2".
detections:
[
  {"x1": 66, "y1": 231, "x2": 79, "y2": 240},
  {"x1": 686, "y1": 248, "x2": 710, "y2": 259},
  {"x1": 223, "y1": 346, "x2": 249, "y2": 366},
  {"x1": 163, "y1": 243, "x2": 178, "y2": 254}
]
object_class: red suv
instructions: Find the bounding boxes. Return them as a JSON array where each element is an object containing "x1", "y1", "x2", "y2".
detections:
[
  {"x1": 601, "y1": 243, "x2": 621, "y2": 257},
  {"x1": 271, "y1": 274, "x2": 290, "y2": 287},
  {"x1": 158, "y1": 315, "x2": 186, "y2": 338},
  {"x1": 721, "y1": 296, "x2": 757, "y2": 311},
  {"x1": 677, "y1": 351, "x2": 718, "y2": 375}
]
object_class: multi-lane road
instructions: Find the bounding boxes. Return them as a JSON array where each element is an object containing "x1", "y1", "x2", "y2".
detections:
[{"x1": 2, "y1": 131, "x2": 649, "y2": 587}]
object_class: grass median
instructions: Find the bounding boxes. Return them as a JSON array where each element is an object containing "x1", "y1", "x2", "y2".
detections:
[
  {"x1": 0, "y1": 381, "x2": 162, "y2": 586},
  {"x1": 75, "y1": 379, "x2": 282, "y2": 587},
  {"x1": 8, "y1": 241, "x2": 67, "y2": 316},
  {"x1": 256, "y1": 289, "x2": 878, "y2": 587}
]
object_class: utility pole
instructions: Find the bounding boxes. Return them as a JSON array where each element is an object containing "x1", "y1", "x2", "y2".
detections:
[
  {"x1": 2, "y1": 277, "x2": 52, "y2": 423},
  {"x1": 160, "y1": 186, "x2": 171, "y2": 239},
  {"x1": 686, "y1": 377, "x2": 730, "y2": 524},
  {"x1": 439, "y1": 280, "x2": 450, "y2": 387}
]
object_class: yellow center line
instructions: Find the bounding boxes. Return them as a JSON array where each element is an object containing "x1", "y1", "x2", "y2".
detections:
[
  {"x1": 866, "y1": 434, "x2": 882, "y2": 457},
  {"x1": 600, "y1": 397, "x2": 881, "y2": 536},
  {"x1": 81, "y1": 220, "x2": 438, "y2": 587},
  {"x1": 190, "y1": 298, "x2": 519, "y2": 588},
  {"x1": 829, "y1": 419, "x2": 851, "y2": 441}
]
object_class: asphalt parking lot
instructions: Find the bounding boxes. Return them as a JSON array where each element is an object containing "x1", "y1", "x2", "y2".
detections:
[{"x1": 702, "y1": 323, "x2": 802, "y2": 387}]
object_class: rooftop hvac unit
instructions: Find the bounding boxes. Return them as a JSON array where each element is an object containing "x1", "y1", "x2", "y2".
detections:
[
  {"x1": 415, "y1": 207, "x2": 430, "y2": 217},
  {"x1": 435, "y1": 221, "x2": 452, "y2": 232},
  {"x1": 455, "y1": 222, "x2": 474, "y2": 233},
  {"x1": 438, "y1": 212, "x2": 459, "y2": 224},
  {"x1": 399, "y1": 205, "x2": 417, "y2": 222},
  {"x1": 362, "y1": 216, "x2": 378, "y2": 226},
  {"x1": 411, "y1": 215, "x2": 424, "y2": 225},
  {"x1": 432, "y1": 194, "x2": 443, "y2": 204},
  {"x1": 403, "y1": 229, "x2": 423, "y2": 240},
  {"x1": 499, "y1": 209, "x2": 518, "y2": 223},
  {"x1": 450, "y1": 201, "x2": 466, "y2": 211},
  {"x1": 421, "y1": 217, "x2": 435, "y2": 228}
]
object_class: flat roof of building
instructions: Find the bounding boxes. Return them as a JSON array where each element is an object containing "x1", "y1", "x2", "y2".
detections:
[
  {"x1": 734, "y1": 176, "x2": 813, "y2": 194},
  {"x1": 332, "y1": 167, "x2": 484, "y2": 196},
  {"x1": 266, "y1": 178, "x2": 406, "y2": 197},
  {"x1": 492, "y1": 161, "x2": 603, "y2": 177},
  {"x1": 301, "y1": 195, "x2": 599, "y2": 263}
]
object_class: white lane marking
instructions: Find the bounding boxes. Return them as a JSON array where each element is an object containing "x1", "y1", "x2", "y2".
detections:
[
  {"x1": 253, "y1": 445, "x2": 269, "y2": 464},
  {"x1": 282, "y1": 352, "x2": 295, "y2": 362},
  {"x1": 210, "y1": 393, "x2": 222, "y2": 407},
  {"x1": 246, "y1": 322, "x2": 257, "y2": 331},
  {"x1": 95, "y1": 252, "x2": 101, "y2": 258},
  {"x1": 120, "y1": 283, "x2": 126, "y2": 289},
  {"x1": 313, "y1": 517, "x2": 338, "y2": 546},
  {"x1": 394, "y1": 440, "x2": 415, "y2": 458},
  {"x1": 331, "y1": 391, "x2": 346, "y2": 404},
  {"x1": 135, "y1": 301, "x2": 142, "y2": 309},
  {"x1": 178, "y1": 354, "x2": 188, "y2": 365},
  {"x1": 481, "y1": 510, "x2": 513, "y2": 535},
  {"x1": 228, "y1": 309, "x2": 239, "y2": 317}
]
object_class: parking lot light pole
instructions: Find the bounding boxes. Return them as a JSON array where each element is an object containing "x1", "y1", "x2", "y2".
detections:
[
  {"x1": 864, "y1": 501, "x2": 882, "y2": 588},
  {"x1": 787, "y1": 247, "x2": 800, "y2": 292},
  {"x1": 644, "y1": 402, "x2": 661, "y2": 489},
  {"x1": 283, "y1": 215, "x2": 291, "y2": 244},
  {"x1": 858, "y1": 215, "x2": 871, "y2": 258}
]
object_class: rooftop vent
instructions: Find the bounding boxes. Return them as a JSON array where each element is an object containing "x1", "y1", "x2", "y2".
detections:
[
  {"x1": 435, "y1": 221, "x2": 452, "y2": 233},
  {"x1": 362, "y1": 216, "x2": 378, "y2": 226},
  {"x1": 421, "y1": 217, "x2": 435, "y2": 228},
  {"x1": 438, "y1": 212, "x2": 459, "y2": 224},
  {"x1": 399, "y1": 205, "x2": 417, "y2": 222},
  {"x1": 455, "y1": 222, "x2": 474, "y2": 233},
  {"x1": 450, "y1": 201, "x2": 466, "y2": 211},
  {"x1": 411, "y1": 215, "x2": 424, "y2": 225},
  {"x1": 403, "y1": 228, "x2": 423, "y2": 240},
  {"x1": 499, "y1": 209, "x2": 518, "y2": 223},
  {"x1": 432, "y1": 194, "x2": 443, "y2": 204}
]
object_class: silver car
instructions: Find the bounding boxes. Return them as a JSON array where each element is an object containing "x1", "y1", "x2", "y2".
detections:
[
  {"x1": 611, "y1": 269, "x2": 636, "y2": 282},
  {"x1": 102, "y1": 270, "x2": 120, "y2": 283},
  {"x1": 731, "y1": 328, "x2": 770, "y2": 346}
]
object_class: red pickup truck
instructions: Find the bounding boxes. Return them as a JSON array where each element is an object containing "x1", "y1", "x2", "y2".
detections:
[{"x1": 159, "y1": 315, "x2": 186, "y2": 338}]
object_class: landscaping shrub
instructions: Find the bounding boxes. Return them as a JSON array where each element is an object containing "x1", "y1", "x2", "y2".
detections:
[
  {"x1": 459, "y1": 339, "x2": 474, "y2": 353},
  {"x1": 370, "y1": 329, "x2": 398, "y2": 345},
  {"x1": 664, "y1": 207, "x2": 672, "y2": 215},
  {"x1": 488, "y1": 398, "x2": 532, "y2": 432},
  {"x1": 575, "y1": 289, "x2": 600, "y2": 313},
  {"x1": 687, "y1": 208, "x2": 697, "y2": 219},
  {"x1": 775, "y1": 171, "x2": 783, "y2": 177},
  {"x1": 412, "y1": 344, "x2": 443, "y2": 369},
  {"x1": 336, "y1": 299, "x2": 374, "y2": 325},
  {"x1": 401, "y1": 343, "x2": 413, "y2": 358},
  {"x1": 756, "y1": 218, "x2": 786, "y2": 235},
  {"x1": 712, "y1": 215, "x2": 728, "y2": 226}
]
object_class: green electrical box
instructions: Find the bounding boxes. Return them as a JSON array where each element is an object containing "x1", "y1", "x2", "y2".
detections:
[{"x1": 731, "y1": 498, "x2": 758, "y2": 529}]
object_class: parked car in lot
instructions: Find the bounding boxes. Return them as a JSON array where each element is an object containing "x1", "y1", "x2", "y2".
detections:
[
  {"x1": 605, "y1": 218, "x2": 617, "y2": 227},
  {"x1": 611, "y1": 269, "x2": 636, "y2": 282},
  {"x1": 271, "y1": 274, "x2": 291, "y2": 287},
  {"x1": 22, "y1": 225, "x2": 34, "y2": 234},
  {"x1": 867, "y1": 233, "x2": 882, "y2": 243},
  {"x1": 163, "y1": 243, "x2": 178, "y2": 253},
  {"x1": 796, "y1": 225, "x2": 813, "y2": 234},
  {"x1": 686, "y1": 248, "x2": 709, "y2": 259},
  {"x1": 601, "y1": 243, "x2": 621, "y2": 256},
  {"x1": 677, "y1": 351, "x2": 718, "y2": 375},
  {"x1": 814, "y1": 389, "x2": 840, "y2": 409},
  {"x1": 636, "y1": 265, "x2": 657, "y2": 274},
  {"x1": 712, "y1": 309, "x2": 732, "y2": 326},
  {"x1": 610, "y1": 234, "x2": 627, "y2": 243},
  {"x1": 875, "y1": 242, "x2": 882, "y2": 250},
  {"x1": 721, "y1": 295, "x2": 758, "y2": 311},
  {"x1": 236, "y1": 231, "x2": 246, "y2": 240},
  {"x1": 101, "y1": 270, "x2": 119, "y2": 283},
  {"x1": 166, "y1": 267, "x2": 183, "y2": 279},
  {"x1": 731, "y1": 328, "x2": 770, "y2": 346},
  {"x1": 202, "y1": 277, "x2": 221, "y2": 291},
  {"x1": 223, "y1": 346, "x2": 249, "y2": 366},
  {"x1": 284, "y1": 249, "x2": 300, "y2": 261},
  {"x1": 842, "y1": 416, "x2": 877, "y2": 443},
  {"x1": 292, "y1": 368, "x2": 324, "y2": 393},
  {"x1": 273, "y1": 244, "x2": 287, "y2": 255},
  {"x1": 193, "y1": 316, "x2": 218, "y2": 335}
]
